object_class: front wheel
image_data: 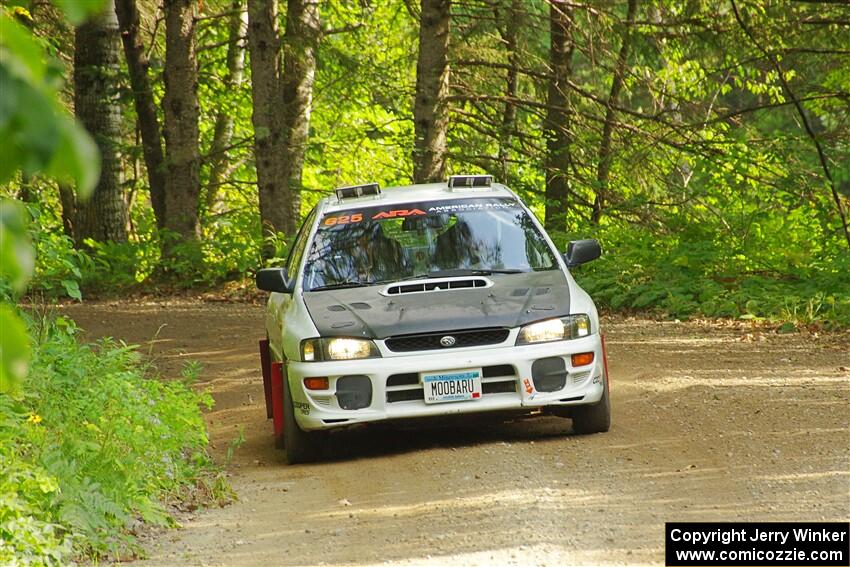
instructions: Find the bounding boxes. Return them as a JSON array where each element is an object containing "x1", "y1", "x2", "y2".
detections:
[
  {"x1": 281, "y1": 370, "x2": 324, "y2": 464},
  {"x1": 571, "y1": 377, "x2": 611, "y2": 434}
]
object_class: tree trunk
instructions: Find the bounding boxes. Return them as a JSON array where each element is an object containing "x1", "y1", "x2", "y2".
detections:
[
  {"x1": 496, "y1": 0, "x2": 521, "y2": 181},
  {"x1": 277, "y1": 0, "x2": 320, "y2": 234},
  {"x1": 17, "y1": 173, "x2": 34, "y2": 203},
  {"x1": 162, "y1": 0, "x2": 202, "y2": 258},
  {"x1": 74, "y1": 0, "x2": 128, "y2": 244},
  {"x1": 412, "y1": 0, "x2": 450, "y2": 184},
  {"x1": 58, "y1": 183, "x2": 76, "y2": 238},
  {"x1": 592, "y1": 0, "x2": 637, "y2": 225},
  {"x1": 115, "y1": 0, "x2": 167, "y2": 230},
  {"x1": 247, "y1": 0, "x2": 286, "y2": 246},
  {"x1": 543, "y1": 0, "x2": 574, "y2": 233},
  {"x1": 205, "y1": 0, "x2": 248, "y2": 213}
]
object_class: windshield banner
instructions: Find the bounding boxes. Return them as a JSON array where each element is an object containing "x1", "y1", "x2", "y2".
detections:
[{"x1": 320, "y1": 197, "x2": 520, "y2": 228}]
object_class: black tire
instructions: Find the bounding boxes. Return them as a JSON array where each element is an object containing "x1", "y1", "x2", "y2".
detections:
[
  {"x1": 281, "y1": 369, "x2": 324, "y2": 464},
  {"x1": 571, "y1": 376, "x2": 611, "y2": 434}
]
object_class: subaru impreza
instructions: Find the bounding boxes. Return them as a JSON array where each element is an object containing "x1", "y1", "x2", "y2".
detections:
[{"x1": 256, "y1": 175, "x2": 609, "y2": 463}]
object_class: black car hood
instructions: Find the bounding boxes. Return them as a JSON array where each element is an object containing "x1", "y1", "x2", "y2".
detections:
[{"x1": 302, "y1": 270, "x2": 570, "y2": 339}]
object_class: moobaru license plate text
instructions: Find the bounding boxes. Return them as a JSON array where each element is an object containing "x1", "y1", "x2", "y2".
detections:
[{"x1": 422, "y1": 369, "x2": 483, "y2": 404}]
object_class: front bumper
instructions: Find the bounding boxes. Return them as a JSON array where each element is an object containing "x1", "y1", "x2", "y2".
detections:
[{"x1": 286, "y1": 333, "x2": 606, "y2": 431}]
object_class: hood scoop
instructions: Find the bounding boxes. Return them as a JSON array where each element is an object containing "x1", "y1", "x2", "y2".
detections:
[{"x1": 382, "y1": 276, "x2": 492, "y2": 296}]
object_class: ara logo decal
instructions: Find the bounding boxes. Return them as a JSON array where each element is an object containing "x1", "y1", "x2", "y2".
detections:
[{"x1": 371, "y1": 209, "x2": 426, "y2": 220}]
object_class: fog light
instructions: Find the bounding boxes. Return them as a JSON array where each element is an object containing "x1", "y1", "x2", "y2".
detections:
[
  {"x1": 571, "y1": 352, "x2": 594, "y2": 367},
  {"x1": 336, "y1": 375, "x2": 372, "y2": 410},
  {"x1": 531, "y1": 357, "x2": 567, "y2": 392},
  {"x1": 304, "y1": 377, "x2": 329, "y2": 390}
]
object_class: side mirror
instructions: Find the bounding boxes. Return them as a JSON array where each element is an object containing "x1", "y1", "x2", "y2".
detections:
[
  {"x1": 564, "y1": 239, "x2": 602, "y2": 268},
  {"x1": 256, "y1": 268, "x2": 293, "y2": 293}
]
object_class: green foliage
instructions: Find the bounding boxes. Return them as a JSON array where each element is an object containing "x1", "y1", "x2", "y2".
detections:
[
  {"x1": 0, "y1": 200, "x2": 35, "y2": 394},
  {"x1": 572, "y1": 225, "x2": 850, "y2": 328},
  {"x1": 0, "y1": 313, "x2": 216, "y2": 563},
  {"x1": 51, "y1": 0, "x2": 106, "y2": 26},
  {"x1": 0, "y1": 303, "x2": 30, "y2": 395},
  {"x1": 0, "y1": 439, "x2": 72, "y2": 567},
  {"x1": 0, "y1": 9, "x2": 99, "y2": 198},
  {"x1": 1, "y1": 0, "x2": 105, "y2": 394},
  {"x1": 0, "y1": 200, "x2": 34, "y2": 295}
]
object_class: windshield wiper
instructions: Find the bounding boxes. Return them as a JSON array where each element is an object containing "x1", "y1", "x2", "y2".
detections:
[
  {"x1": 430, "y1": 268, "x2": 526, "y2": 277},
  {"x1": 389, "y1": 268, "x2": 526, "y2": 282},
  {"x1": 474, "y1": 268, "x2": 527, "y2": 275},
  {"x1": 308, "y1": 281, "x2": 370, "y2": 291}
]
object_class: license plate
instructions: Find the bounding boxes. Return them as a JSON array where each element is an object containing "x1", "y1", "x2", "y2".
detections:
[{"x1": 421, "y1": 368, "x2": 483, "y2": 404}]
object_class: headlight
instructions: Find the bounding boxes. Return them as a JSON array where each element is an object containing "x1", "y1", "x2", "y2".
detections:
[
  {"x1": 300, "y1": 338, "x2": 381, "y2": 361},
  {"x1": 516, "y1": 314, "x2": 591, "y2": 345}
]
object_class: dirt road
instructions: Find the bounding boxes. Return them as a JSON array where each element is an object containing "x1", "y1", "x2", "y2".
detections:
[{"x1": 62, "y1": 300, "x2": 849, "y2": 566}]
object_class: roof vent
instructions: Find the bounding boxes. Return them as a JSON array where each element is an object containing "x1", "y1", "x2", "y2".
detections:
[
  {"x1": 335, "y1": 183, "x2": 381, "y2": 200},
  {"x1": 447, "y1": 175, "x2": 493, "y2": 189}
]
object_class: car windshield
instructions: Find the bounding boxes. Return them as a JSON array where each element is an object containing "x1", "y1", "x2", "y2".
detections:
[{"x1": 302, "y1": 197, "x2": 557, "y2": 291}]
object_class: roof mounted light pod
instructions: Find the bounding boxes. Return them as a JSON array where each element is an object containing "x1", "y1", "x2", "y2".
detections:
[
  {"x1": 335, "y1": 183, "x2": 381, "y2": 200},
  {"x1": 447, "y1": 175, "x2": 493, "y2": 189}
]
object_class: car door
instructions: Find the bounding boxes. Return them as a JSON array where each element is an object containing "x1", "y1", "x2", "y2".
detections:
[{"x1": 266, "y1": 208, "x2": 317, "y2": 362}]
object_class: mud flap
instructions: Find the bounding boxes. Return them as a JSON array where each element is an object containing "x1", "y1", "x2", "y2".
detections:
[
  {"x1": 601, "y1": 333, "x2": 610, "y2": 390},
  {"x1": 271, "y1": 361, "x2": 285, "y2": 442},
  {"x1": 259, "y1": 339, "x2": 273, "y2": 419}
]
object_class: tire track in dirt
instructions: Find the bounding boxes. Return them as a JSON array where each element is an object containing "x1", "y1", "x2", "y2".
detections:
[{"x1": 62, "y1": 301, "x2": 850, "y2": 566}]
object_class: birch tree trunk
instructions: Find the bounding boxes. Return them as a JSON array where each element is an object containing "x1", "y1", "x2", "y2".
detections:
[
  {"x1": 277, "y1": 0, "x2": 320, "y2": 235},
  {"x1": 206, "y1": 0, "x2": 248, "y2": 212}
]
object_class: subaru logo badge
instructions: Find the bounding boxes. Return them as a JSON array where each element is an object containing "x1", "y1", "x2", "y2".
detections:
[{"x1": 440, "y1": 336, "x2": 456, "y2": 347}]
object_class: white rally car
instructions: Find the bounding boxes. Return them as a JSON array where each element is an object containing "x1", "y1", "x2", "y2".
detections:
[{"x1": 256, "y1": 176, "x2": 610, "y2": 463}]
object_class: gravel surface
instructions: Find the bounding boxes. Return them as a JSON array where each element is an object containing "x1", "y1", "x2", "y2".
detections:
[{"x1": 62, "y1": 301, "x2": 850, "y2": 566}]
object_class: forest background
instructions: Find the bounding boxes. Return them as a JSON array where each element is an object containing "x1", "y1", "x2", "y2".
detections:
[
  {"x1": 2, "y1": 0, "x2": 848, "y2": 326},
  {"x1": 0, "y1": 0, "x2": 848, "y2": 563}
]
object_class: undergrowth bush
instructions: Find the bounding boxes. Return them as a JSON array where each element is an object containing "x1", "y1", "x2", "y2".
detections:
[
  {"x1": 565, "y1": 225, "x2": 850, "y2": 328},
  {"x1": 26, "y1": 202, "x2": 268, "y2": 295},
  {"x1": 0, "y1": 311, "x2": 221, "y2": 565}
]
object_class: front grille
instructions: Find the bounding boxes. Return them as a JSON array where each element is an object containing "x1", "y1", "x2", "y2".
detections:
[
  {"x1": 386, "y1": 364, "x2": 518, "y2": 403},
  {"x1": 385, "y1": 328, "x2": 510, "y2": 352},
  {"x1": 387, "y1": 388, "x2": 424, "y2": 403},
  {"x1": 483, "y1": 364, "x2": 514, "y2": 378},
  {"x1": 386, "y1": 372, "x2": 418, "y2": 387},
  {"x1": 483, "y1": 381, "x2": 516, "y2": 394}
]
